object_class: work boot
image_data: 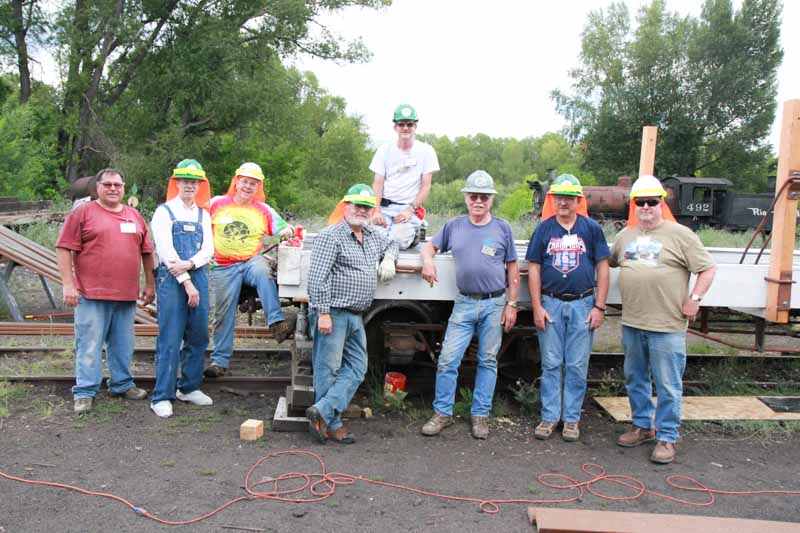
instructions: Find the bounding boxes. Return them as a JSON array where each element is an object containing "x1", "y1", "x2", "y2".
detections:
[
  {"x1": 534, "y1": 421, "x2": 557, "y2": 440},
  {"x1": 203, "y1": 364, "x2": 226, "y2": 378},
  {"x1": 562, "y1": 422, "x2": 580, "y2": 442},
  {"x1": 112, "y1": 387, "x2": 148, "y2": 400},
  {"x1": 617, "y1": 425, "x2": 656, "y2": 447},
  {"x1": 270, "y1": 314, "x2": 297, "y2": 344},
  {"x1": 73, "y1": 397, "x2": 93, "y2": 414},
  {"x1": 650, "y1": 441, "x2": 676, "y2": 464},
  {"x1": 421, "y1": 413, "x2": 453, "y2": 436},
  {"x1": 305, "y1": 405, "x2": 328, "y2": 444},
  {"x1": 470, "y1": 415, "x2": 490, "y2": 439},
  {"x1": 328, "y1": 426, "x2": 355, "y2": 444}
]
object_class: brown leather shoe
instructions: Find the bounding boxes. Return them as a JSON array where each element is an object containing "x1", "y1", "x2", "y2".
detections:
[
  {"x1": 328, "y1": 426, "x2": 355, "y2": 444},
  {"x1": 421, "y1": 413, "x2": 453, "y2": 436},
  {"x1": 305, "y1": 405, "x2": 328, "y2": 444},
  {"x1": 203, "y1": 364, "x2": 226, "y2": 378},
  {"x1": 270, "y1": 314, "x2": 297, "y2": 344},
  {"x1": 617, "y1": 425, "x2": 656, "y2": 447},
  {"x1": 650, "y1": 441, "x2": 676, "y2": 464},
  {"x1": 471, "y1": 415, "x2": 489, "y2": 439}
]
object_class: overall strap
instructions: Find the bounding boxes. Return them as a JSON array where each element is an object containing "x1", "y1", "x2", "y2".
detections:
[{"x1": 161, "y1": 203, "x2": 177, "y2": 222}]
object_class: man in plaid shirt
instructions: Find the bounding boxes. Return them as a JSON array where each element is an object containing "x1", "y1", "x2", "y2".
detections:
[{"x1": 305, "y1": 184, "x2": 399, "y2": 444}]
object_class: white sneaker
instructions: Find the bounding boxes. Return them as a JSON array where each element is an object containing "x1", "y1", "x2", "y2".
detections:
[
  {"x1": 150, "y1": 401, "x2": 173, "y2": 418},
  {"x1": 176, "y1": 390, "x2": 213, "y2": 406}
]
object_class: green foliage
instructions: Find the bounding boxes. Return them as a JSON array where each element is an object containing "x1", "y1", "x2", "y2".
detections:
[
  {"x1": 554, "y1": 0, "x2": 782, "y2": 189},
  {"x1": 498, "y1": 176, "x2": 535, "y2": 220},
  {"x1": 0, "y1": 381, "x2": 28, "y2": 417},
  {"x1": 0, "y1": 80, "x2": 64, "y2": 199},
  {"x1": 382, "y1": 389, "x2": 408, "y2": 412},
  {"x1": 509, "y1": 379, "x2": 539, "y2": 417},
  {"x1": 452, "y1": 386, "x2": 474, "y2": 418}
]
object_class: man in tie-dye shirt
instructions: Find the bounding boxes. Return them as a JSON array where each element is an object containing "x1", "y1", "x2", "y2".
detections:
[{"x1": 204, "y1": 162, "x2": 294, "y2": 378}]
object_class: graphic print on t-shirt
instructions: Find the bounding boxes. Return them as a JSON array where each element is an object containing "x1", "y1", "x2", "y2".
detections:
[
  {"x1": 623, "y1": 235, "x2": 662, "y2": 267},
  {"x1": 546, "y1": 234, "x2": 587, "y2": 274}
]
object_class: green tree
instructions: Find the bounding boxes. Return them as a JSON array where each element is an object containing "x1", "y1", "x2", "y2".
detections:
[{"x1": 553, "y1": 0, "x2": 782, "y2": 190}]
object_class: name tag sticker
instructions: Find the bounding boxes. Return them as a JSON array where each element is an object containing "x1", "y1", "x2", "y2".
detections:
[
  {"x1": 217, "y1": 216, "x2": 234, "y2": 224},
  {"x1": 404, "y1": 157, "x2": 417, "y2": 168},
  {"x1": 120, "y1": 222, "x2": 136, "y2": 234},
  {"x1": 481, "y1": 245, "x2": 497, "y2": 257},
  {"x1": 183, "y1": 225, "x2": 196, "y2": 232},
  {"x1": 562, "y1": 234, "x2": 578, "y2": 246}
]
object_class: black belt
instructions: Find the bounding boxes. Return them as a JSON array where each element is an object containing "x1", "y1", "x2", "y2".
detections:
[
  {"x1": 460, "y1": 289, "x2": 506, "y2": 300},
  {"x1": 542, "y1": 288, "x2": 594, "y2": 302},
  {"x1": 380, "y1": 198, "x2": 402, "y2": 207}
]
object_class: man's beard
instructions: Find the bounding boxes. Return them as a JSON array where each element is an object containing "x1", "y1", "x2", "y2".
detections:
[{"x1": 346, "y1": 214, "x2": 368, "y2": 227}]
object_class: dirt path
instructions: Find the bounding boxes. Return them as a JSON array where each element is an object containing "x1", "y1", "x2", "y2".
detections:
[{"x1": 1, "y1": 387, "x2": 799, "y2": 532}]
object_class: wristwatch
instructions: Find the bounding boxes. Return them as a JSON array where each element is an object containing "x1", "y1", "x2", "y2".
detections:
[
  {"x1": 690, "y1": 294, "x2": 702, "y2": 302},
  {"x1": 506, "y1": 301, "x2": 519, "y2": 309}
]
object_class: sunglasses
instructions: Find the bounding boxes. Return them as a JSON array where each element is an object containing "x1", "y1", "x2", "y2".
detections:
[
  {"x1": 468, "y1": 193, "x2": 491, "y2": 202},
  {"x1": 634, "y1": 198, "x2": 660, "y2": 207},
  {"x1": 395, "y1": 121, "x2": 417, "y2": 128},
  {"x1": 98, "y1": 182, "x2": 124, "y2": 189}
]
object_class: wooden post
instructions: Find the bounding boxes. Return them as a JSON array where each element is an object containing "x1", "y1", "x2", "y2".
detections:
[
  {"x1": 638, "y1": 126, "x2": 658, "y2": 176},
  {"x1": 766, "y1": 99, "x2": 800, "y2": 323}
]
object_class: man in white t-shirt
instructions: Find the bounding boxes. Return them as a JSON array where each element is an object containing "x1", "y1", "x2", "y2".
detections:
[{"x1": 369, "y1": 104, "x2": 440, "y2": 248}]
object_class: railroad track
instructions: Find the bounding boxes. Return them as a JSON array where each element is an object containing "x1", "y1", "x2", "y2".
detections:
[{"x1": 1, "y1": 374, "x2": 291, "y2": 394}]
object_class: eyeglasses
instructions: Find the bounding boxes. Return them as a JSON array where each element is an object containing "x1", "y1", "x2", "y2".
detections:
[
  {"x1": 395, "y1": 121, "x2": 417, "y2": 129},
  {"x1": 351, "y1": 204, "x2": 372, "y2": 211},
  {"x1": 634, "y1": 198, "x2": 660, "y2": 207},
  {"x1": 98, "y1": 182, "x2": 124, "y2": 189},
  {"x1": 468, "y1": 193, "x2": 491, "y2": 202}
]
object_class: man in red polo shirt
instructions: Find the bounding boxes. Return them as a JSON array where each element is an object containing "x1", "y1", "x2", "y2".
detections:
[{"x1": 57, "y1": 168, "x2": 156, "y2": 414}]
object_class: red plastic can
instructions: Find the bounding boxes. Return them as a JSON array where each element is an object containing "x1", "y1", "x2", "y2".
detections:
[
  {"x1": 295, "y1": 225, "x2": 304, "y2": 240},
  {"x1": 384, "y1": 372, "x2": 407, "y2": 394}
]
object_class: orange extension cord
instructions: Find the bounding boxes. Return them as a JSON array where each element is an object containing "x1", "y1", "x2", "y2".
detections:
[{"x1": 2, "y1": 450, "x2": 800, "y2": 525}]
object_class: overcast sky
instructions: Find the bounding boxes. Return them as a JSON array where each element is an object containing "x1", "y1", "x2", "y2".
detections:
[{"x1": 293, "y1": 0, "x2": 799, "y2": 150}]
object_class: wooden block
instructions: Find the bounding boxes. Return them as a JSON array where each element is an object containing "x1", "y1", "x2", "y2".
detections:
[
  {"x1": 272, "y1": 396, "x2": 309, "y2": 432},
  {"x1": 362, "y1": 407, "x2": 373, "y2": 418},
  {"x1": 240, "y1": 419, "x2": 264, "y2": 441},
  {"x1": 528, "y1": 507, "x2": 800, "y2": 533}
]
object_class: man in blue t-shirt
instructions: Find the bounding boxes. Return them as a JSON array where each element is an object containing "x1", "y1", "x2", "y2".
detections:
[
  {"x1": 526, "y1": 174, "x2": 609, "y2": 443},
  {"x1": 419, "y1": 170, "x2": 520, "y2": 440}
]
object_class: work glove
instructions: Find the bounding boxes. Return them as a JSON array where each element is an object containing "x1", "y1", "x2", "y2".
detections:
[{"x1": 378, "y1": 256, "x2": 396, "y2": 282}]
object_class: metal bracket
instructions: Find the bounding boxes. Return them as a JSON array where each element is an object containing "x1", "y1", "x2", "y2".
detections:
[{"x1": 764, "y1": 272, "x2": 796, "y2": 311}]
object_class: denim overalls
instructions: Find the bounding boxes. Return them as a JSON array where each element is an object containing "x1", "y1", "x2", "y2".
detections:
[{"x1": 152, "y1": 204, "x2": 210, "y2": 402}]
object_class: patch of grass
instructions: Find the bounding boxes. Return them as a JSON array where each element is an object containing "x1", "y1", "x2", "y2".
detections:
[
  {"x1": 160, "y1": 459, "x2": 176, "y2": 467},
  {"x1": 404, "y1": 404, "x2": 432, "y2": 422},
  {"x1": 17, "y1": 221, "x2": 62, "y2": 249},
  {"x1": 452, "y1": 387, "x2": 473, "y2": 419},
  {"x1": 592, "y1": 370, "x2": 625, "y2": 397},
  {"x1": 198, "y1": 469, "x2": 216, "y2": 476},
  {"x1": 0, "y1": 381, "x2": 29, "y2": 417},
  {"x1": 30, "y1": 397, "x2": 62, "y2": 418},
  {"x1": 685, "y1": 420, "x2": 800, "y2": 443},
  {"x1": 84, "y1": 397, "x2": 126, "y2": 423}
]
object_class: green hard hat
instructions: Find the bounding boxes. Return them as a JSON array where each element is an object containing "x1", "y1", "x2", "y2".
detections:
[
  {"x1": 172, "y1": 159, "x2": 206, "y2": 180},
  {"x1": 461, "y1": 170, "x2": 497, "y2": 194},
  {"x1": 550, "y1": 174, "x2": 583, "y2": 196},
  {"x1": 393, "y1": 104, "x2": 418, "y2": 122},
  {"x1": 343, "y1": 183, "x2": 377, "y2": 207}
]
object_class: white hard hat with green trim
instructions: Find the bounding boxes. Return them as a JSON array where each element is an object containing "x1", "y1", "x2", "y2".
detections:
[
  {"x1": 550, "y1": 174, "x2": 583, "y2": 196},
  {"x1": 460, "y1": 170, "x2": 497, "y2": 194},
  {"x1": 235, "y1": 162, "x2": 264, "y2": 181},
  {"x1": 172, "y1": 159, "x2": 206, "y2": 180},
  {"x1": 343, "y1": 183, "x2": 377, "y2": 207},
  {"x1": 630, "y1": 175, "x2": 666, "y2": 198}
]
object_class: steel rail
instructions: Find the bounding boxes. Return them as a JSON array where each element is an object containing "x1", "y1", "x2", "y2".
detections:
[
  {"x1": 0, "y1": 321, "x2": 273, "y2": 337},
  {"x1": 1, "y1": 375, "x2": 291, "y2": 393}
]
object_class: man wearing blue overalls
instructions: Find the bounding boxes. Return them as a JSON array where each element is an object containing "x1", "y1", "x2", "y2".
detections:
[{"x1": 149, "y1": 159, "x2": 215, "y2": 418}]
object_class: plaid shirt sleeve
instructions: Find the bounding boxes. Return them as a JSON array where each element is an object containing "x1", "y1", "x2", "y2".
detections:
[{"x1": 307, "y1": 227, "x2": 338, "y2": 314}]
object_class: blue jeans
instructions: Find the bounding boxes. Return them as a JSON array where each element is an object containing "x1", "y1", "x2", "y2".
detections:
[
  {"x1": 536, "y1": 295, "x2": 595, "y2": 423},
  {"x1": 309, "y1": 308, "x2": 368, "y2": 431},
  {"x1": 73, "y1": 297, "x2": 137, "y2": 399},
  {"x1": 433, "y1": 293, "x2": 505, "y2": 417},
  {"x1": 210, "y1": 255, "x2": 284, "y2": 368},
  {"x1": 622, "y1": 326, "x2": 687, "y2": 443},
  {"x1": 376, "y1": 204, "x2": 422, "y2": 249},
  {"x1": 152, "y1": 266, "x2": 210, "y2": 402}
]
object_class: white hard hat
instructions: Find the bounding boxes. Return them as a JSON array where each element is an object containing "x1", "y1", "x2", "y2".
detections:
[{"x1": 630, "y1": 175, "x2": 666, "y2": 198}]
